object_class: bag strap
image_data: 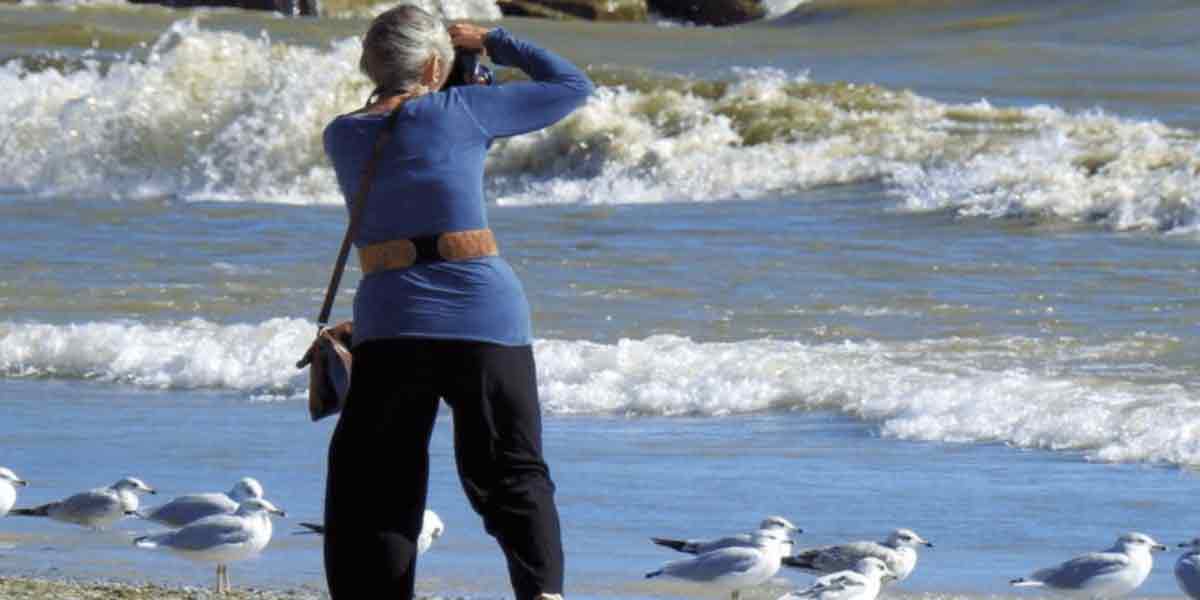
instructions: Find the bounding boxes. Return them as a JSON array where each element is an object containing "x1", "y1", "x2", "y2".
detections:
[{"x1": 315, "y1": 108, "x2": 402, "y2": 329}]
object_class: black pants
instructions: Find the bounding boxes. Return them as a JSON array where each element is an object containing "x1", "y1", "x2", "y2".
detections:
[{"x1": 323, "y1": 339, "x2": 564, "y2": 600}]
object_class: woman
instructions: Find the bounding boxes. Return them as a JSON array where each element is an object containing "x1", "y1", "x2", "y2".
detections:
[{"x1": 320, "y1": 6, "x2": 592, "y2": 600}]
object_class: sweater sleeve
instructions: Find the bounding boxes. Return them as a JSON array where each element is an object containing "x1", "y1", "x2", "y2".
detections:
[{"x1": 458, "y1": 28, "x2": 594, "y2": 139}]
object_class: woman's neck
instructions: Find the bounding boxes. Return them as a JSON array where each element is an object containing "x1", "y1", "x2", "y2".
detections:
[{"x1": 361, "y1": 89, "x2": 427, "y2": 115}]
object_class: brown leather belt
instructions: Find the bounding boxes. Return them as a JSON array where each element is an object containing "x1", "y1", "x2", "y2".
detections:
[{"x1": 358, "y1": 228, "x2": 499, "y2": 275}]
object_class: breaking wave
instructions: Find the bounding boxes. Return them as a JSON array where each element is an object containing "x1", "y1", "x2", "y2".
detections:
[
  {"x1": 2, "y1": 318, "x2": 1196, "y2": 466},
  {"x1": 1, "y1": 21, "x2": 1196, "y2": 232}
]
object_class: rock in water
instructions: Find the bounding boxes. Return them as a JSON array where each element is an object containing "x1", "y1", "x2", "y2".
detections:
[
  {"x1": 648, "y1": 0, "x2": 765, "y2": 25},
  {"x1": 499, "y1": 0, "x2": 649, "y2": 21}
]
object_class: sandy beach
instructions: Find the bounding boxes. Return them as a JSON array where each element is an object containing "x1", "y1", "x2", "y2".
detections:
[{"x1": 0, "y1": 576, "x2": 328, "y2": 599}]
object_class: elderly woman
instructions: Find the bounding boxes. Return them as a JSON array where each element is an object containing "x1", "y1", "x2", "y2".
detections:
[{"x1": 320, "y1": 6, "x2": 592, "y2": 600}]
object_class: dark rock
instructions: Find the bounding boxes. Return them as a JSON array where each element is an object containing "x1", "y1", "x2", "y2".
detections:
[
  {"x1": 648, "y1": 0, "x2": 765, "y2": 25},
  {"x1": 125, "y1": 0, "x2": 320, "y2": 16},
  {"x1": 498, "y1": 0, "x2": 648, "y2": 21}
]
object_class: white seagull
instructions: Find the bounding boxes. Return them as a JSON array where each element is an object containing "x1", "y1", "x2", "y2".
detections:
[
  {"x1": 11, "y1": 476, "x2": 155, "y2": 529},
  {"x1": 0, "y1": 467, "x2": 29, "y2": 517},
  {"x1": 1175, "y1": 538, "x2": 1200, "y2": 600},
  {"x1": 134, "y1": 497, "x2": 286, "y2": 594},
  {"x1": 779, "y1": 557, "x2": 894, "y2": 600},
  {"x1": 139, "y1": 477, "x2": 264, "y2": 528},
  {"x1": 646, "y1": 528, "x2": 794, "y2": 600},
  {"x1": 296, "y1": 509, "x2": 445, "y2": 554},
  {"x1": 652, "y1": 515, "x2": 802, "y2": 554},
  {"x1": 1010, "y1": 531, "x2": 1166, "y2": 598},
  {"x1": 784, "y1": 528, "x2": 932, "y2": 583}
]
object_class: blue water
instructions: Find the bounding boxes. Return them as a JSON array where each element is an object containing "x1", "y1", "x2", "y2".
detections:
[{"x1": 2, "y1": 378, "x2": 1197, "y2": 598}]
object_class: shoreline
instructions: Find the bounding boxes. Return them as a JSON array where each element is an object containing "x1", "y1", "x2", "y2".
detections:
[{"x1": 0, "y1": 576, "x2": 329, "y2": 599}]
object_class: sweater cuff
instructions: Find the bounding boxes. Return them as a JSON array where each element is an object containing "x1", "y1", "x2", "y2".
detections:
[{"x1": 483, "y1": 27, "x2": 515, "y2": 64}]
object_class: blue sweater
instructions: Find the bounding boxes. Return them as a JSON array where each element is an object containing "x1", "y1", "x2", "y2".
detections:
[{"x1": 323, "y1": 28, "x2": 593, "y2": 347}]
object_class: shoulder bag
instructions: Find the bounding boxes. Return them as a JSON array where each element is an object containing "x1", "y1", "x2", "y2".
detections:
[{"x1": 296, "y1": 108, "x2": 400, "y2": 421}]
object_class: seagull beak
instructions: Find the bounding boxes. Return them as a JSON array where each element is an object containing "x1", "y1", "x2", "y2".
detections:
[
  {"x1": 14, "y1": 479, "x2": 28, "y2": 487},
  {"x1": 1154, "y1": 544, "x2": 1168, "y2": 552},
  {"x1": 924, "y1": 541, "x2": 934, "y2": 548},
  {"x1": 146, "y1": 487, "x2": 158, "y2": 495},
  {"x1": 273, "y1": 508, "x2": 288, "y2": 517}
]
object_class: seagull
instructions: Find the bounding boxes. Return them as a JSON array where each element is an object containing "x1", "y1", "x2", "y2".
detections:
[
  {"x1": 296, "y1": 509, "x2": 445, "y2": 554},
  {"x1": 134, "y1": 497, "x2": 286, "y2": 595},
  {"x1": 646, "y1": 528, "x2": 794, "y2": 600},
  {"x1": 0, "y1": 467, "x2": 29, "y2": 517},
  {"x1": 138, "y1": 477, "x2": 264, "y2": 528},
  {"x1": 652, "y1": 515, "x2": 802, "y2": 554},
  {"x1": 1011, "y1": 531, "x2": 1166, "y2": 598},
  {"x1": 778, "y1": 557, "x2": 894, "y2": 600},
  {"x1": 1177, "y1": 538, "x2": 1200, "y2": 600},
  {"x1": 783, "y1": 528, "x2": 932, "y2": 583},
  {"x1": 10, "y1": 476, "x2": 155, "y2": 529}
]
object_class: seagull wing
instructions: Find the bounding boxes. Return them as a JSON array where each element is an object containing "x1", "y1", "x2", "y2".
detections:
[
  {"x1": 1176, "y1": 553, "x2": 1200, "y2": 599},
  {"x1": 794, "y1": 572, "x2": 869, "y2": 600},
  {"x1": 144, "y1": 493, "x2": 236, "y2": 527},
  {"x1": 804, "y1": 542, "x2": 887, "y2": 573},
  {"x1": 53, "y1": 490, "x2": 119, "y2": 524},
  {"x1": 1035, "y1": 552, "x2": 1130, "y2": 588},
  {"x1": 663, "y1": 547, "x2": 761, "y2": 582},
  {"x1": 161, "y1": 515, "x2": 253, "y2": 551},
  {"x1": 689, "y1": 533, "x2": 756, "y2": 554}
]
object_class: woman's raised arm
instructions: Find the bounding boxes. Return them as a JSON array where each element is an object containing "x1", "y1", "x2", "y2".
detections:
[{"x1": 455, "y1": 27, "x2": 594, "y2": 139}]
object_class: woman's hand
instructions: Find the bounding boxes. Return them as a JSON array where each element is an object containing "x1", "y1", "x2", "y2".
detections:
[{"x1": 448, "y1": 23, "x2": 492, "y2": 51}]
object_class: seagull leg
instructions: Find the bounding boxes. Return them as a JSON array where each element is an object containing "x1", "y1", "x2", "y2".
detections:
[
  {"x1": 225, "y1": 566, "x2": 232, "y2": 592},
  {"x1": 731, "y1": 591, "x2": 740, "y2": 600},
  {"x1": 214, "y1": 565, "x2": 222, "y2": 594}
]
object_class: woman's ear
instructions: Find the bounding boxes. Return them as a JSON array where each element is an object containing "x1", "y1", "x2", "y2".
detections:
[{"x1": 423, "y1": 55, "x2": 443, "y2": 88}]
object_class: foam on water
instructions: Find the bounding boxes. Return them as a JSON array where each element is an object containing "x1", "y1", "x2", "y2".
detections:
[
  {"x1": 0, "y1": 20, "x2": 362, "y2": 203},
  {"x1": 16, "y1": 0, "x2": 501, "y2": 18},
  {"x1": 1, "y1": 23, "x2": 1197, "y2": 232},
  {"x1": 326, "y1": 0, "x2": 502, "y2": 19},
  {"x1": 2, "y1": 318, "x2": 1196, "y2": 466}
]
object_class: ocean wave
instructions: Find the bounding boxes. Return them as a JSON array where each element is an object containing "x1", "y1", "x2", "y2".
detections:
[
  {"x1": 1, "y1": 22, "x2": 1197, "y2": 232},
  {"x1": 1, "y1": 318, "x2": 1195, "y2": 466},
  {"x1": 14, "y1": 0, "x2": 500, "y2": 19},
  {"x1": 324, "y1": 0, "x2": 502, "y2": 19}
]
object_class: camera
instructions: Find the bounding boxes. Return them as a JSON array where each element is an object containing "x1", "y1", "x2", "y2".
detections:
[{"x1": 444, "y1": 49, "x2": 494, "y2": 88}]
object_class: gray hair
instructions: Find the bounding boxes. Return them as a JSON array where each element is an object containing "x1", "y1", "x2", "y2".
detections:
[{"x1": 360, "y1": 4, "x2": 454, "y2": 95}]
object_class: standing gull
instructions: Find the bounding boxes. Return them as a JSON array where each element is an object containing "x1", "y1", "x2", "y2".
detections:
[
  {"x1": 0, "y1": 467, "x2": 29, "y2": 517},
  {"x1": 653, "y1": 515, "x2": 802, "y2": 554},
  {"x1": 134, "y1": 497, "x2": 286, "y2": 594},
  {"x1": 778, "y1": 557, "x2": 894, "y2": 600},
  {"x1": 784, "y1": 528, "x2": 932, "y2": 583},
  {"x1": 139, "y1": 477, "x2": 264, "y2": 528},
  {"x1": 296, "y1": 509, "x2": 445, "y2": 554},
  {"x1": 1011, "y1": 531, "x2": 1166, "y2": 598},
  {"x1": 11, "y1": 476, "x2": 155, "y2": 529},
  {"x1": 646, "y1": 529, "x2": 793, "y2": 600},
  {"x1": 1175, "y1": 538, "x2": 1200, "y2": 600}
]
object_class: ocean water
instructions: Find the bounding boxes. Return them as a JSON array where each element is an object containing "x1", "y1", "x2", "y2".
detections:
[{"x1": 1, "y1": 0, "x2": 1199, "y2": 598}]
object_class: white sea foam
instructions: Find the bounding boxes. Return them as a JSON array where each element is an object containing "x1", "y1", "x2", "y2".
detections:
[
  {"x1": 1, "y1": 23, "x2": 1197, "y2": 232},
  {"x1": 1, "y1": 319, "x2": 1195, "y2": 466},
  {"x1": 0, "y1": 20, "x2": 363, "y2": 204},
  {"x1": 329, "y1": 0, "x2": 502, "y2": 19},
  {"x1": 0, "y1": 318, "x2": 310, "y2": 392},
  {"x1": 15, "y1": 0, "x2": 501, "y2": 18}
]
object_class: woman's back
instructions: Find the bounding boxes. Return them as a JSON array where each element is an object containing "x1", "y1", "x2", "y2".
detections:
[
  {"x1": 322, "y1": 27, "x2": 593, "y2": 348},
  {"x1": 325, "y1": 90, "x2": 491, "y2": 243}
]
